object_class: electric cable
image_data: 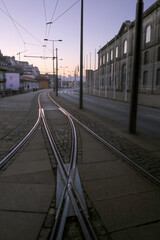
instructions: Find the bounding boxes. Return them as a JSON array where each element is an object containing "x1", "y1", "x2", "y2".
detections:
[
  {"x1": 1, "y1": 0, "x2": 25, "y2": 44},
  {"x1": 0, "y1": 6, "x2": 43, "y2": 45},
  {"x1": 51, "y1": 0, "x2": 80, "y2": 25},
  {"x1": 46, "y1": 0, "x2": 60, "y2": 40}
]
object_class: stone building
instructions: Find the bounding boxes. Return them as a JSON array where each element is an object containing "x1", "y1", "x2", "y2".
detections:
[
  {"x1": 36, "y1": 74, "x2": 50, "y2": 89},
  {"x1": 87, "y1": 0, "x2": 160, "y2": 102},
  {"x1": 0, "y1": 51, "x2": 40, "y2": 94}
]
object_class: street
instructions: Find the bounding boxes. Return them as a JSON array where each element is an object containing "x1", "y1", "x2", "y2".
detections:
[{"x1": 59, "y1": 89, "x2": 160, "y2": 140}]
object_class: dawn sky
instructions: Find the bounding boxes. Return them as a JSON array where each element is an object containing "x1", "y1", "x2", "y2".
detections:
[{"x1": 0, "y1": 0, "x2": 157, "y2": 76}]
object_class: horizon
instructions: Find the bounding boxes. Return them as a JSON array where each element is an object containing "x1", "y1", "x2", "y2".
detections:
[{"x1": 0, "y1": 0, "x2": 157, "y2": 76}]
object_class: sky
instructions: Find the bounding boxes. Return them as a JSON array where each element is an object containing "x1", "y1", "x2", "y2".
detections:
[{"x1": 0, "y1": 0, "x2": 157, "y2": 76}]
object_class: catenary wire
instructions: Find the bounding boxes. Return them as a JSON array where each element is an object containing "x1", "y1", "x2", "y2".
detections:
[
  {"x1": 46, "y1": 0, "x2": 60, "y2": 40},
  {"x1": 51, "y1": 0, "x2": 80, "y2": 25},
  {"x1": 43, "y1": 0, "x2": 48, "y2": 41},
  {"x1": 0, "y1": 7, "x2": 43, "y2": 45},
  {"x1": 1, "y1": 0, "x2": 25, "y2": 44}
]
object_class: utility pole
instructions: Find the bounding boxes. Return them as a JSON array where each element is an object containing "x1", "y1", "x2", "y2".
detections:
[
  {"x1": 56, "y1": 48, "x2": 58, "y2": 96},
  {"x1": 17, "y1": 50, "x2": 27, "y2": 62},
  {"x1": 129, "y1": 0, "x2": 144, "y2": 134},
  {"x1": 44, "y1": 39, "x2": 62, "y2": 92},
  {"x1": 79, "y1": 0, "x2": 83, "y2": 109}
]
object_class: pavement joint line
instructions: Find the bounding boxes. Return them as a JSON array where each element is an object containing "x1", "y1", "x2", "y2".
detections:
[
  {"x1": 91, "y1": 189, "x2": 158, "y2": 201},
  {"x1": 0, "y1": 209, "x2": 47, "y2": 214},
  {"x1": 110, "y1": 219, "x2": 160, "y2": 234}
]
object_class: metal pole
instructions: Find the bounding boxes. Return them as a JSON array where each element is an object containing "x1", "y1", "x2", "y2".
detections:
[
  {"x1": 52, "y1": 41, "x2": 55, "y2": 92},
  {"x1": 56, "y1": 48, "x2": 58, "y2": 96},
  {"x1": 79, "y1": 0, "x2": 83, "y2": 109},
  {"x1": 113, "y1": 36, "x2": 116, "y2": 99},
  {"x1": 129, "y1": 0, "x2": 144, "y2": 133},
  {"x1": 125, "y1": 28, "x2": 129, "y2": 101},
  {"x1": 94, "y1": 49, "x2": 96, "y2": 95},
  {"x1": 90, "y1": 52, "x2": 91, "y2": 94},
  {"x1": 98, "y1": 55, "x2": 100, "y2": 96},
  {"x1": 105, "y1": 43, "x2": 108, "y2": 98}
]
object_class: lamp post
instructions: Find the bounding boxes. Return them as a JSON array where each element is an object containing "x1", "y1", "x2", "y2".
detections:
[
  {"x1": 79, "y1": 0, "x2": 83, "y2": 109},
  {"x1": 44, "y1": 39, "x2": 62, "y2": 91}
]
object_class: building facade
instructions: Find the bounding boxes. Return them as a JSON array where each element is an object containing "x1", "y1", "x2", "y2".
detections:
[
  {"x1": 86, "y1": 0, "x2": 160, "y2": 102},
  {"x1": 0, "y1": 51, "x2": 40, "y2": 94}
]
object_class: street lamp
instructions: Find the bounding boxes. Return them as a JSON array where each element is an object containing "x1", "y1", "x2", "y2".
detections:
[
  {"x1": 44, "y1": 39, "x2": 62, "y2": 91},
  {"x1": 80, "y1": 0, "x2": 83, "y2": 109}
]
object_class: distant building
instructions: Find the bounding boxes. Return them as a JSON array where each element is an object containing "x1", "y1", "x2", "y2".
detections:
[
  {"x1": 0, "y1": 50, "x2": 40, "y2": 94},
  {"x1": 6, "y1": 73, "x2": 20, "y2": 91},
  {"x1": 20, "y1": 76, "x2": 39, "y2": 91},
  {"x1": 86, "y1": 0, "x2": 160, "y2": 101},
  {"x1": 18, "y1": 61, "x2": 40, "y2": 77},
  {"x1": 36, "y1": 74, "x2": 50, "y2": 89},
  {"x1": 0, "y1": 50, "x2": 11, "y2": 92}
]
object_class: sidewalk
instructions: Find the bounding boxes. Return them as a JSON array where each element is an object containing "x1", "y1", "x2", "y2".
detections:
[
  {"x1": 0, "y1": 127, "x2": 55, "y2": 240},
  {"x1": 85, "y1": 88, "x2": 160, "y2": 108},
  {"x1": 0, "y1": 91, "x2": 160, "y2": 239}
]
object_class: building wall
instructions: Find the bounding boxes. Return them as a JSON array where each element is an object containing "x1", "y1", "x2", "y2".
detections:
[
  {"x1": 39, "y1": 80, "x2": 49, "y2": 89},
  {"x1": 89, "y1": 1, "x2": 160, "y2": 102},
  {"x1": 5, "y1": 73, "x2": 20, "y2": 90},
  {"x1": 86, "y1": 70, "x2": 94, "y2": 94}
]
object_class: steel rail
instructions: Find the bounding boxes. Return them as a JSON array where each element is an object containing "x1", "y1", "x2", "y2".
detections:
[
  {"x1": 0, "y1": 91, "x2": 44, "y2": 169},
  {"x1": 0, "y1": 108, "x2": 41, "y2": 169},
  {"x1": 48, "y1": 91, "x2": 160, "y2": 186},
  {"x1": 58, "y1": 107, "x2": 98, "y2": 240},
  {"x1": 60, "y1": 108, "x2": 97, "y2": 239},
  {"x1": 39, "y1": 92, "x2": 98, "y2": 240}
]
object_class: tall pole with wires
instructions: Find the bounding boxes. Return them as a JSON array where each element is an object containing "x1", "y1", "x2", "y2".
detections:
[
  {"x1": 129, "y1": 0, "x2": 143, "y2": 133},
  {"x1": 79, "y1": 0, "x2": 83, "y2": 109},
  {"x1": 56, "y1": 48, "x2": 58, "y2": 96}
]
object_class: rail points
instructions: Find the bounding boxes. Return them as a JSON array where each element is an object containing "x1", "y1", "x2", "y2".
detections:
[{"x1": 0, "y1": 89, "x2": 160, "y2": 240}]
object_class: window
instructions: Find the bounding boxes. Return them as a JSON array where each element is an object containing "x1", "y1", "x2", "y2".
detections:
[
  {"x1": 0, "y1": 72, "x2": 3, "y2": 81},
  {"x1": 100, "y1": 57, "x2": 102, "y2": 66},
  {"x1": 146, "y1": 25, "x2": 151, "y2": 43},
  {"x1": 144, "y1": 51, "x2": 149, "y2": 64},
  {"x1": 143, "y1": 71, "x2": 148, "y2": 85},
  {"x1": 116, "y1": 46, "x2": 118, "y2": 58},
  {"x1": 157, "y1": 47, "x2": 160, "y2": 61},
  {"x1": 123, "y1": 40, "x2": 127, "y2": 54},
  {"x1": 156, "y1": 69, "x2": 160, "y2": 85},
  {"x1": 111, "y1": 50, "x2": 113, "y2": 60},
  {"x1": 106, "y1": 52, "x2": 109, "y2": 62},
  {"x1": 102, "y1": 78, "x2": 104, "y2": 86},
  {"x1": 102, "y1": 55, "x2": 105, "y2": 65}
]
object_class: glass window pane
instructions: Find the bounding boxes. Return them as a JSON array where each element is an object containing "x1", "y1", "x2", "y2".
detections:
[
  {"x1": 111, "y1": 50, "x2": 113, "y2": 60},
  {"x1": 146, "y1": 25, "x2": 151, "y2": 43},
  {"x1": 116, "y1": 47, "x2": 118, "y2": 58},
  {"x1": 124, "y1": 40, "x2": 127, "y2": 54}
]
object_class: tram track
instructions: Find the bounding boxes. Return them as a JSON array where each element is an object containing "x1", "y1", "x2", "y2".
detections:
[
  {"x1": 39, "y1": 92, "x2": 98, "y2": 239},
  {"x1": 0, "y1": 91, "x2": 99, "y2": 239},
  {"x1": 0, "y1": 90, "x2": 160, "y2": 240},
  {"x1": 48, "y1": 91, "x2": 160, "y2": 187}
]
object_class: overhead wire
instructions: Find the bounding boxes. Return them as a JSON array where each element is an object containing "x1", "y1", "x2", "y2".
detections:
[
  {"x1": 44, "y1": 0, "x2": 80, "y2": 75},
  {"x1": 51, "y1": 0, "x2": 80, "y2": 25},
  {"x1": 43, "y1": 0, "x2": 48, "y2": 41},
  {"x1": 0, "y1": 7, "x2": 43, "y2": 45},
  {"x1": 1, "y1": 0, "x2": 80, "y2": 73},
  {"x1": 45, "y1": 0, "x2": 80, "y2": 41},
  {"x1": 43, "y1": 0, "x2": 47, "y2": 23},
  {"x1": 46, "y1": 0, "x2": 60, "y2": 40},
  {"x1": 42, "y1": 0, "x2": 60, "y2": 67},
  {"x1": 1, "y1": 0, "x2": 25, "y2": 44}
]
